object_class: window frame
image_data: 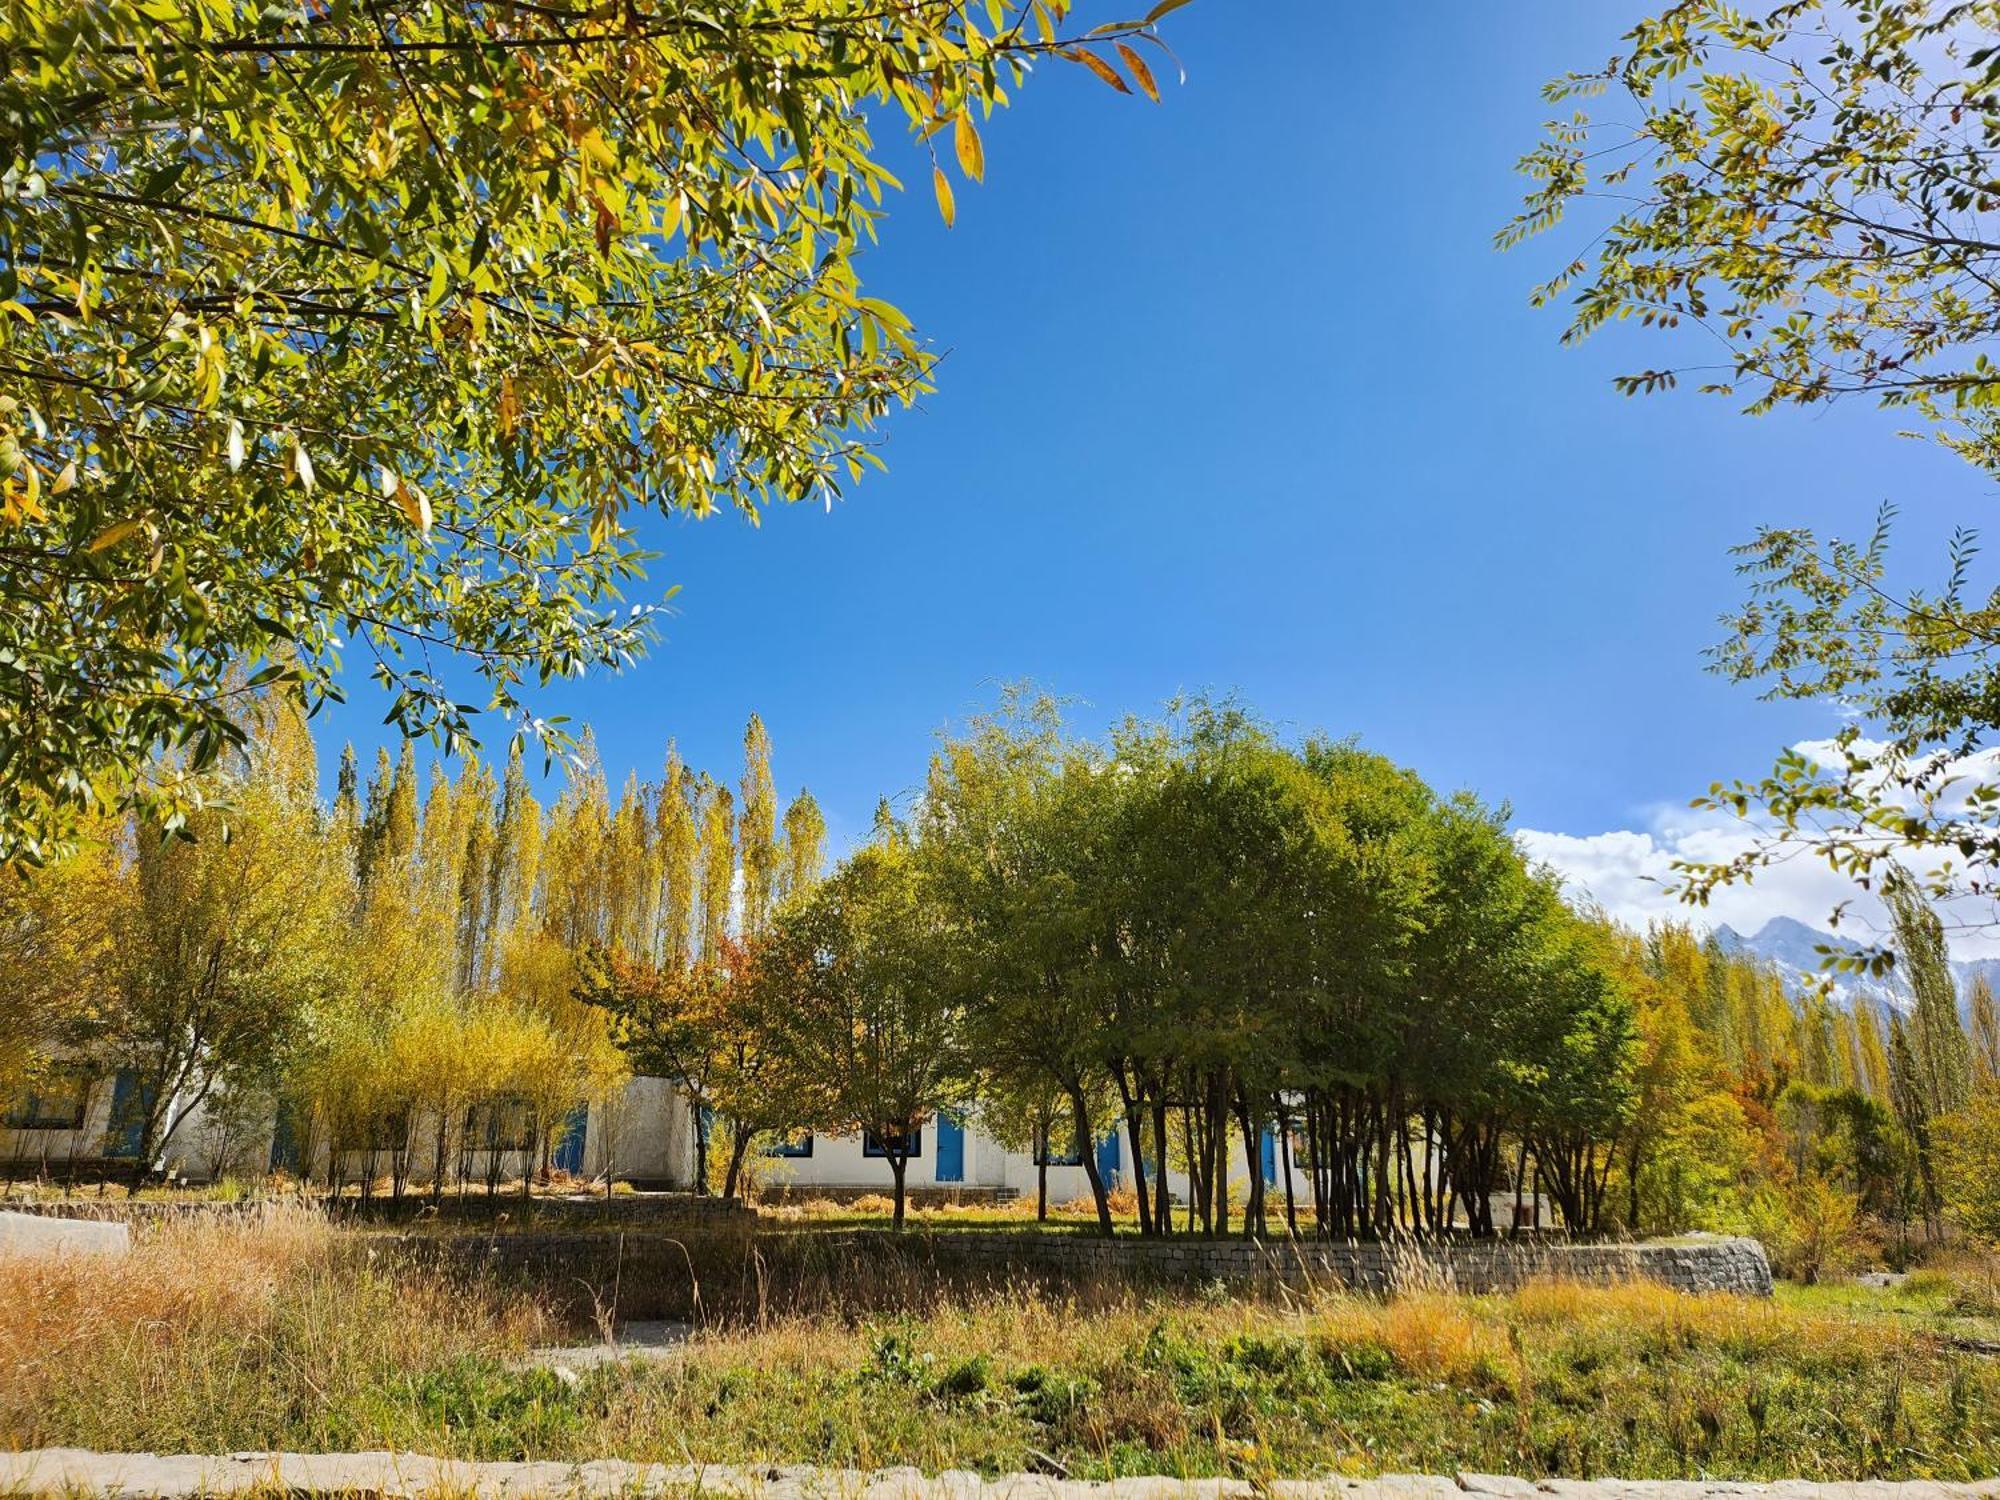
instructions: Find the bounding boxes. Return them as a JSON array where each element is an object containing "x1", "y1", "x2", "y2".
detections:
[
  {"x1": 464, "y1": 1095, "x2": 536, "y2": 1153},
  {"x1": 764, "y1": 1130, "x2": 814, "y2": 1159},
  {"x1": 861, "y1": 1126, "x2": 922, "y2": 1160},
  {"x1": 1032, "y1": 1123, "x2": 1083, "y2": 1167},
  {"x1": 3, "y1": 1066, "x2": 93, "y2": 1131}
]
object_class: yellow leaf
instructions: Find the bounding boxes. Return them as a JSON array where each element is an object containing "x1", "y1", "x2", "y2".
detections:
[
  {"x1": 51, "y1": 459, "x2": 76, "y2": 495},
  {"x1": 933, "y1": 165, "x2": 955, "y2": 228},
  {"x1": 954, "y1": 111, "x2": 984, "y2": 183},
  {"x1": 87, "y1": 517, "x2": 143, "y2": 553},
  {"x1": 498, "y1": 375, "x2": 520, "y2": 439},
  {"x1": 1115, "y1": 43, "x2": 1160, "y2": 102}
]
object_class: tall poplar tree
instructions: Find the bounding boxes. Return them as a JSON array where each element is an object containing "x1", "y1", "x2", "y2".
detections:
[
  {"x1": 698, "y1": 780, "x2": 736, "y2": 964},
  {"x1": 1885, "y1": 870, "x2": 1974, "y2": 1124},
  {"x1": 739, "y1": 715, "x2": 779, "y2": 939},
  {"x1": 657, "y1": 746, "x2": 700, "y2": 973},
  {"x1": 778, "y1": 790, "x2": 829, "y2": 909},
  {"x1": 1968, "y1": 975, "x2": 2000, "y2": 1088}
]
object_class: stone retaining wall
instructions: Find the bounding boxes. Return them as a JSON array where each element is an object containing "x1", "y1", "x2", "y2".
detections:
[
  {"x1": 397, "y1": 1227, "x2": 1771, "y2": 1318},
  {"x1": 893, "y1": 1230, "x2": 1775, "y2": 1297}
]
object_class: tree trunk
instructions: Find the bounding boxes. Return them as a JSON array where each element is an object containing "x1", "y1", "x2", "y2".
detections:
[
  {"x1": 1277, "y1": 1106, "x2": 1298, "y2": 1237},
  {"x1": 1235, "y1": 1098, "x2": 1263, "y2": 1239},
  {"x1": 691, "y1": 1099, "x2": 710, "y2": 1194},
  {"x1": 889, "y1": 1151, "x2": 908, "y2": 1230},
  {"x1": 1068, "y1": 1085, "x2": 1114, "y2": 1237},
  {"x1": 722, "y1": 1123, "x2": 755, "y2": 1201}
]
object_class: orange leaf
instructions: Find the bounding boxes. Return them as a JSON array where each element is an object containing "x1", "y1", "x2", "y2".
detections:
[
  {"x1": 1070, "y1": 47, "x2": 1131, "y2": 94},
  {"x1": 1115, "y1": 42, "x2": 1160, "y2": 102}
]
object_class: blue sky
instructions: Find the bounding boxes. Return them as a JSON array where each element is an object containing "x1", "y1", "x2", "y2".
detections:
[{"x1": 319, "y1": 1, "x2": 1994, "y2": 929}]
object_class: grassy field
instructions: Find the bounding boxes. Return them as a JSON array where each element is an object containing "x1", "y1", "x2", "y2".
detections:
[{"x1": 4, "y1": 1206, "x2": 1999, "y2": 1482}]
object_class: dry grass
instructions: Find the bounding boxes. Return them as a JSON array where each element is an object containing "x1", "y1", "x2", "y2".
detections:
[
  {"x1": 4, "y1": 1214, "x2": 1998, "y2": 1480},
  {"x1": 0, "y1": 1201, "x2": 554, "y2": 1453}
]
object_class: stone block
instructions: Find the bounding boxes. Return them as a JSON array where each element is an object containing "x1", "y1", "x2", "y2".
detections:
[{"x1": 0, "y1": 1209, "x2": 129, "y2": 1257}]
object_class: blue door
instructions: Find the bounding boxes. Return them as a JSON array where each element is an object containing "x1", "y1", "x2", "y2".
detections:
[
  {"x1": 1260, "y1": 1127, "x2": 1277, "y2": 1184},
  {"x1": 1095, "y1": 1128, "x2": 1121, "y2": 1185},
  {"x1": 552, "y1": 1103, "x2": 589, "y2": 1173},
  {"x1": 105, "y1": 1069, "x2": 154, "y2": 1159},
  {"x1": 934, "y1": 1112, "x2": 965, "y2": 1182}
]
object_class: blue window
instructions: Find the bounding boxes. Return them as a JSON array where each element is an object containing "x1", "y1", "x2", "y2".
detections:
[
  {"x1": 862, "y1": 1127, "x2": 921, "y2": 1159},
  {"x1": 4, "y1": 1066, "x2": 91, "y2": 1130},
  {"x1": 1033, "y1": 1124, "x2": 1082, "y2": 1167},
  {"x1": 465, "y1": 1096, "x2": 535, "y2": 1152},
  {"x1": 765, "y1": 1131, "x2": 814, "y2": 1159}
]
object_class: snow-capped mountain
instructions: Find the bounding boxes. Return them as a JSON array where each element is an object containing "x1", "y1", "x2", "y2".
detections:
[{"x1": 1711, "y1": 915, "x2": 1999, "y2": 1016}]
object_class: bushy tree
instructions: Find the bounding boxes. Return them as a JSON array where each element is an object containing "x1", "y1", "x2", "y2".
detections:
[
  {"x1": 83, "y1": 697, "x2": 350, "y2": 1185},
  {"x1": 762, "y1": 830, "x2": 974, "y2": 1227}
]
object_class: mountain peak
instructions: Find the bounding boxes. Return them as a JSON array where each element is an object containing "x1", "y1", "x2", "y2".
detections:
[{"x1": 1748, "y1": 914, "x2": 1842, "y2": 947}]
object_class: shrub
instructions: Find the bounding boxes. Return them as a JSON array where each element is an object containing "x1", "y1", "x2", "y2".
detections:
[{"x1": 1748, "y1": 1175, "x2": 1862, "y2": 1284}]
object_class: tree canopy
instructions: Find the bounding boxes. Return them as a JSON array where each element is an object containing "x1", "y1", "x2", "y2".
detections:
[{"x1": 0, "y1": 0, "x2": 1180, "y2": 864}]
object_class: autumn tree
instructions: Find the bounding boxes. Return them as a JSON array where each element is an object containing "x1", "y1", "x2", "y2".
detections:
[
  {"x1": 739, "y1": 716, "x2": 779, "y2": 939},
  {"x1": 83, "y1": 696, "x2": 350, "y2": 1186},
  {"x1": 777, "y1": 789, "x2": 829, "y2": 909}
]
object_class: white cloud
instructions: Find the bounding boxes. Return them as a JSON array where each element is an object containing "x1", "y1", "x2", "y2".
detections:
[
  {"x1": 1519, "y1": 736, "x2": 2000, "y2": 960},
  {"x1": 1516, "y1": 810, "x2": 1902, "y2": 950}
]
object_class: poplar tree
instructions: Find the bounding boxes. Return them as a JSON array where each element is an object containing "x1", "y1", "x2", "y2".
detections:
[
  {"x1": 488, "y1": 742, "x2": 544, "y2": 972},
  {"x1": 656, "y1": 746, "x2": 700, "y2": 972},
  {"x1": 697, "y1": 780, "x2": 736, "y2": 964},
  {"x1": 778, "y1": 790, "x2": 829, "y2": 909},
  {"x1": 607, "y1": 773, "x2": 656, "y2": 961},
  {"x1": 739, "y1": 715, "x2": 779, "y2": 938},
  {"x1": 1884, "y1": 870, "x2": 1974, "y2": 1123},
  {"x1": 1968, "y1": 975, "x2": 2000, "y2": 1087}
]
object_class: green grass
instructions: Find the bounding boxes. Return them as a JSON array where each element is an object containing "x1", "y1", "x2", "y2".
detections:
[{"x1": 5, "y1": 1208, "x2": 1998, "y2": 1481}]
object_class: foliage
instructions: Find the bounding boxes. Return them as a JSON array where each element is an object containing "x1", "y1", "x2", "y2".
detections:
[
  {"x1": 76, "y1": 695, "x2": 351, "y2": 1180},
  {"x1": 1506, "y1": 1, "x2": 2000, "y2": 474},
  {"x1": 0, "y1": 818, "x2": 120, "y2": 1097},
  {"x1": 1749, "y1": 1175, "x2": 1863, "y2": 1286},
  {"x1": 908, "y1": 692, "x2": 1640, "y2": 1239},
  {"x1": 0, "y1": 0, "x2": 1180, "y2": 865},
  {"x1": 762, "y1": 828, "x2": 975, "y2": 1227},
  {"x1": 1936, "y1": 1094, "x2": 2000, "y2": 1244},
  {"x1": 1508, "y1": 1, "x2": 2000, "y2": 942}
]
